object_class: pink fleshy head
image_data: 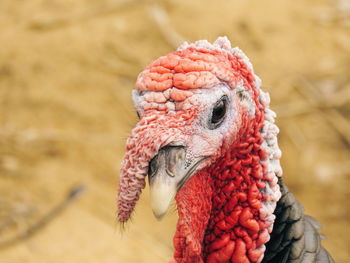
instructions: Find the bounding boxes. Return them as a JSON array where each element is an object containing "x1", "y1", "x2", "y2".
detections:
[{"x1": 118, "y1": 37, "x2": 282, "y2": 263}]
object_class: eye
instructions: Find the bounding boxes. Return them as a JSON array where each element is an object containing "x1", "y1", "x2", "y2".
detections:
[{"x1": 209, "y1": 96, "x2": 228, "y2": 129}]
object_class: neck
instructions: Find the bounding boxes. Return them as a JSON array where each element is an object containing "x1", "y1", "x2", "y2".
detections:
[
  {"x1": 174, "y1": 171, "x2": 213, "y2": 263},
  {"x1": 174, "y1": 92, "x2": 282, "y2": 263}
]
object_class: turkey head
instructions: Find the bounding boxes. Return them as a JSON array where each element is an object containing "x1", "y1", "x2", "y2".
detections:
[{"x1": 118, "y1": 37, "x2": 282, "y2": 263}]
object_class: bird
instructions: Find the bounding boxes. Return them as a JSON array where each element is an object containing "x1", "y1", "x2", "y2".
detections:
[{"x1": 117, "y1": 37, "x2": 334, "y2": 263}]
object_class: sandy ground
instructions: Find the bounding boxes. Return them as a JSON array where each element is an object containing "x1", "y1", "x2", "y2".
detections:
[{"x1": 0, "y1": 0, "x2": 349, "y2": 262}]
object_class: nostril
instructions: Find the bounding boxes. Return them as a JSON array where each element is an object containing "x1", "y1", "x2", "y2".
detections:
[
  {"x1": 148, "y1": 145, "x2": 186, "y2": 179},
  {"x1": 148, "y1": 155, "x2": 158, "y2": 177}
]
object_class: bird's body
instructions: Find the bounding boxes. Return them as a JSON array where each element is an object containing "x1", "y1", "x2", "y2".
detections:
[
  {"x1": 117, "y1": 37, "x2": 334, "y2": 263},
  {"x1": 263, "y1": 182, "x2": 334, "y2": 263}
]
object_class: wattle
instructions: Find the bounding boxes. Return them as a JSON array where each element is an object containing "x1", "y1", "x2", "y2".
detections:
[
  {"x1": 174, "y1": 171, "x2": 213, "y2": 263},
  {"x1": 173, "y1": 98, "x2": 281, "y2": 263}
]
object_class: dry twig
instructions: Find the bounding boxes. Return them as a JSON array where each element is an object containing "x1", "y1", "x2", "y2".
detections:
[
  {"x1": 0, "y1": 185, "x2": 86, "y2": 249},
  {"x1": 147, "y1": 4, "x2": 185, "y2": 49},
  {"x1": 295, "y1": 77, "x2": 350, "y2": 146}
]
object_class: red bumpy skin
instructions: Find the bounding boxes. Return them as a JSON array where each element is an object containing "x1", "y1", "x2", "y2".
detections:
[{"x1": 118, "y1": 37, "x2": 282, "y2": 263}]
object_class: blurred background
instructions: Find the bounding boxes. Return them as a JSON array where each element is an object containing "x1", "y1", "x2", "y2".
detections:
[{"x1": 0, "y1": 0, "x2": 349, "y2": 262}]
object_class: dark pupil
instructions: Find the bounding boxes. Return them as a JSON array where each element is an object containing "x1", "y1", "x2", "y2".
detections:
[{"x1": 211, "y1": 100, "x2": 226, "y2": 124}]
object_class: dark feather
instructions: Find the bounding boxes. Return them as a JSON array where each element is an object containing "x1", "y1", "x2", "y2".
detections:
[{"x1": 262, "y1": 179, "x2": 334, "y2": 263}]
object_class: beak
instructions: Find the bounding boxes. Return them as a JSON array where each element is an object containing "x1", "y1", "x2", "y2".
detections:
[{"x1": 148, "y1": 146, "x2": 204, "y2": 220}]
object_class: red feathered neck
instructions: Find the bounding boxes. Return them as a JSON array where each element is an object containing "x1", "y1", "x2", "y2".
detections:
[{"x1": 173, "y1": 94, "x2": 275, "y2": 263}]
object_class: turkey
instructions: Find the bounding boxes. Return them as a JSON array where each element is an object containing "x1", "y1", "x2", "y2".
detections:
[{"x1": 117, "y1": 37, "x2": 334, "y2": 263}]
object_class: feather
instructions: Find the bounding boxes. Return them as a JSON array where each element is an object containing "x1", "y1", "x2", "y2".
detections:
[{"x1": 262, "y1": 181, "x2": 335, "y2": 263}]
